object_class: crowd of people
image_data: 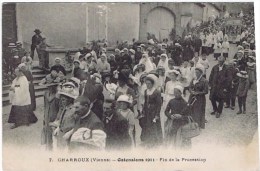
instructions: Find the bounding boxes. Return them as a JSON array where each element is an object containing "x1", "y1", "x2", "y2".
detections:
[{"x1": 6, "y1": 12, "x2": 256, "y2": 151}]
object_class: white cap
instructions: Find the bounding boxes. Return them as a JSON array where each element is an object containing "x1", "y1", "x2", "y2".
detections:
[{"x1": 117, "y1": 94, "x2": 133, "y2": 104}]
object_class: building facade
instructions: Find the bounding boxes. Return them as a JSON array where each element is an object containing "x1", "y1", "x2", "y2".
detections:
[{"x1": 3, "y1": 2, "x2": 223, "y2": 50}]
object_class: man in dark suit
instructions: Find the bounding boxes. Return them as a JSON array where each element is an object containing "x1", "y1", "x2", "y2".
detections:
[
  {"x1": 31, "y1": 29, "x2": 43, "y2": 59},
  {"x1": 62, "y1": 97, "x2": 106, "y2": 151},
  {"x1": 209, "y1": 55, "x2": 232, "y2": 118}
]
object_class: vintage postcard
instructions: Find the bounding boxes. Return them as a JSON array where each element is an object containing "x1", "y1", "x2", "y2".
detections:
[{"x1": 2, "y1": 1, "x2": 259, "y2": 171}]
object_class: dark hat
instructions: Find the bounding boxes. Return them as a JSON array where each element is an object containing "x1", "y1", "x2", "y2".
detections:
[
  {"x1": 102, "y1": 72, "x2": 112, "y2": 78},
  {"x1": 34, "y1": 29, "x2": 41, "y2": 33},
  {"x1": 118, "y1": 72, "x2": 129, "y2": 83}
]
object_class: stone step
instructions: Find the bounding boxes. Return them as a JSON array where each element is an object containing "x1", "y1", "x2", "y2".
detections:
[
  {"x1": 33, "y1": 74, "x2": 46, "y2": 80},
  {"x1": 2, "y1": 91, "x2": 45, "y2": 106},
  {"x1": 31, "y1": 69, "x2": 46, "y2": 74},
  {"x1": 2, "y1": 84, "x2": 48, "y2": 97}
]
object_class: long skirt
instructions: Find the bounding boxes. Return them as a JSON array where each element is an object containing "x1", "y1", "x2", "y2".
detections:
[
  {"x1": 189, "y1": 95, "x2": 206, "y2": 129},
  {"x1": 8, "y1": 105, "x2": 38, "y2": 125},
  {"x1": 29, "y1": 83, "x2": 36, "y2": 111}
]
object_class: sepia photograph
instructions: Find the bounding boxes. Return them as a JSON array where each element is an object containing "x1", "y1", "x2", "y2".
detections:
[{"x1": 1, "y1": 1, "x2": 259, "y2": 171}]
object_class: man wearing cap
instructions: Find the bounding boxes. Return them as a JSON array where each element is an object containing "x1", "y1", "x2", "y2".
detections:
[
  {"x1": 209, "y1": 56, "x2": 232, "y2": 118},
  {"x1": 31, "y1": 29, "x2": 43, "y2": 59}
]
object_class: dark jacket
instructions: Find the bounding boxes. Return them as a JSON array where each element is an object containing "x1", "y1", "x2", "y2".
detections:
[
  {"x1": 209, "y1": 64, "x2": 232, "y2": 99},
  {"x1": 236, "y1": 78, "x2": 250, "y2": 97},
  {"x1": 104, "y1": 110, "x2": 131, "y2": 149},
  {"x1": 31, "y1": 34, "x2": 43, "y2": 48},
  {"x1": 51, "y1": 64, "x2": 66, "y2": 75}
]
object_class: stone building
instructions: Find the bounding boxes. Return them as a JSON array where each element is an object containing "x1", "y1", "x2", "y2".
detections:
[{"x1": 3, "y1": 2, "x2": 223, "y2": 50}]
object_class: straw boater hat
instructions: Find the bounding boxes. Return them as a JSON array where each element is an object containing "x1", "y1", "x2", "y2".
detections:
[
  {"x1": 129, "y1": 49, "x2": 135, "y2": 54},
  {"x1": 117, "y1": 94, "x2": 133, "y2": 104},
  {"x1": 175, "y1": 43, "x2": 181, "y2": 46},
  {"x1": 237, "y1": 71, "x2": 248, "y2": 78},
  {"x1": 167, "y1": 69, "x2": 180, "y2": 77},
  {"x1": 123, "y1": 48, "x2": 128, "y2": 52},
  {"x1": 145, "y1": 74, "x2": 158, "y2": 84},
  {"x1": 58, "y1": 82, "x2": 79, "y2": 99}
]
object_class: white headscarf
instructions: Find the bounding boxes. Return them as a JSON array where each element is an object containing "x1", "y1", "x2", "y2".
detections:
[
  {"x1": 157, "y1": 54, "x2": 169, "y2": 71},
  {"x1": 139, "y1": 53, "x2": 154, "y2": 73}
]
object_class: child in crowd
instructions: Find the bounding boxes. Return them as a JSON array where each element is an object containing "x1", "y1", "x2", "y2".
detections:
[
  {"x1": 116, "y1": 94, "x2": 135, "y2": 148},
  {"x1": 236, "y1": 71, "x2": 250, "y2": 114},
  {"x1": 222, "y1": 37, "x2": 230, "y2": 59},
  {"x1": 21, "y1": 52, "x2": 33, "y2": 71},
  {"x1": 213, "y1": 40, "x2": 222, "y2": 60}
]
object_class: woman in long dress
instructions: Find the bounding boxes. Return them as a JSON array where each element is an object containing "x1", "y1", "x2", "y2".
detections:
[
  {"x1": 19, "y1": 63, "x2": 36, "y2": 111},
  {"x1": 164, "y1": 85, "x2": 191, "y2": 149},
  {"x1": 8, "y1": 67, "x2": 38, "y2": 129},
  {"x1": 140, "y1": 74, "x2": 162, "y2": 147},
  {"x1": 188, "y1": 64, "x2": 208, "y2": 129}
]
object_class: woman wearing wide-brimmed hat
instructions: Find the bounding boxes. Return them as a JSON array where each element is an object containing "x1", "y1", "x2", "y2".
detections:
[
  {"x1": 140, "y1": 74, "x2": 162, "y2": 147},
  {"x1": 188, "y1": 64, "x2": 209, "y2": 129},
  {"x1": 52, "y1": 81, "x2": 79, "y2": 150}
]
